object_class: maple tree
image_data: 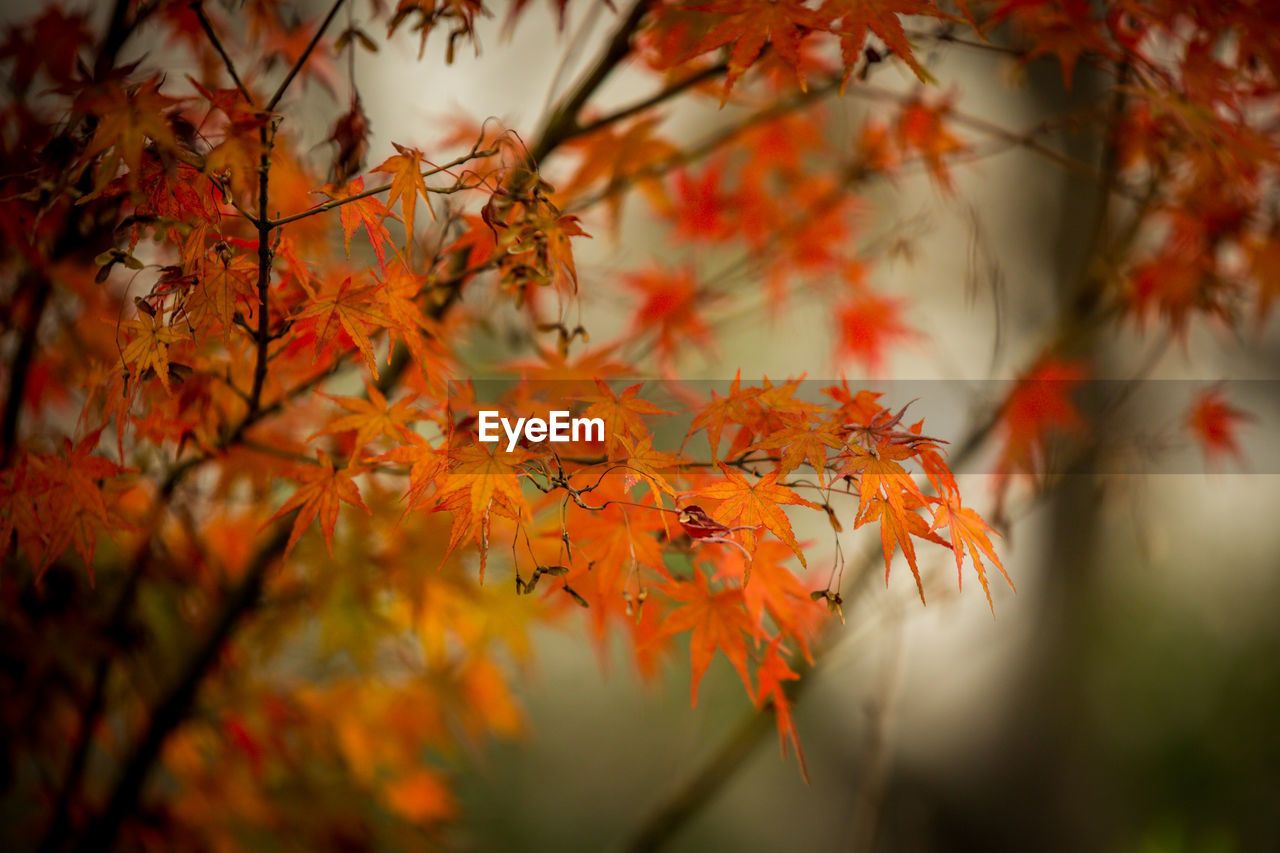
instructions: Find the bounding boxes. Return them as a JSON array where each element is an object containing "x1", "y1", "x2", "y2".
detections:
[{"x1": 0, "y1": 0, "x2": 1272, "y2": 849}]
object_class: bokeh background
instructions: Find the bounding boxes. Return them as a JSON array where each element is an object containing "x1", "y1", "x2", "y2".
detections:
[{"x1": 3, "y1": 1, "x2": 1278, "y2": 850}]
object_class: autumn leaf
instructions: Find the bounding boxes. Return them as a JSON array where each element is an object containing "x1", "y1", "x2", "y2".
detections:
[
  {"x1": 995, "y1": 358, "x2": 1085, "y2": 503},
  {"x1": 1185, "y1": 387, "x2": 1252, "y2": 466},
  {"x1": 742, "y1": 423, "x2": 844, "y2": 486},
  {"x1": 714, "y1": 541, "x2": 825, "y2": 660},
  {"x1": 694, "y1": 464, "x2": 820, "y2": 568},
  {"x1": 679, "y1": 0, "x2": 829, "y2": 100},
  {"x1": 576, "y1": 380, "x2": 673, "y2": 456},
  {"x1": 76, "y1": 76, "x2": 184, "y2": 195},
  {"x1": 820, "y1": 0, "x2": 941, "y2": 85},
  {"x1": 324, "y1": 177, "x2": 395, "y2": 269},
  {"x1": 436, "y1": 440, "x2": 531, "y2": 580},
  {"x1": 684, "y1": 371, "x2": 762, "y2": 460},
  {"x1": 857, "y1": 492, "x2": 949, "y2": 604},
  {"x1": 292, "y1": 275, "x2": 389, "y2": 378},
  {"x1": 657, "y1": 570, "x2": 756, "y2": 704},
  {"x1": 755, "y1": 637, "x2": 808, "y2": 782},
  {"x1": 931, "y1": 494, "x2": 1011, "y2": 613},
  {"x1": 623, "y1": 266, "x2": 714, "y2": 366},
  {"x1": 835, "y1": 286, "x2": 915, "y2": 375},
  {"x1": 270, "y1": 451, "x2": 371, "y2": 557},
  {"x1": 119, "y1": 312, "x2": 188, "y2": 394},
  {"x1": 895, "y1": 97, "x2": 965, "y2": 191},
  {"x1": 316, "y1": 381, "x2": 420, "y2": 455},
  {"x1": 373, "y1": 142, "x2": 434, "y2": 260}
]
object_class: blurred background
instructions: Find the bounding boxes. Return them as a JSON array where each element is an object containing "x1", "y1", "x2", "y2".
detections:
[
  {"x1": 329, "y1": 7, "x2": 1280, "y2": 851},
  {"x1": 3, "y1": 1, "x2": 1278, "y2": 850}
]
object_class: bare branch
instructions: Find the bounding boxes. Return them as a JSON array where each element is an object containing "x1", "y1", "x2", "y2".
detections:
[
  {"x1": 265, "y1": 0, "x2": 347, "y2": 112},
  {"x1": 191, "y1": 1, "x2": 256, "y2": 107}
]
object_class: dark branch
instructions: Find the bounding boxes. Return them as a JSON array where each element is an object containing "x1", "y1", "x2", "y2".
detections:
[
  {"x1": 527, "y1": 0, "x2": 653, "y2": 165},
  {"x1": 191, "y1": 1, "x2": 257, "y2": 107},
  {"x1": 265, "y1": 0, "x2": 347, "y2": 112},
  {"x1": 74, "y1": 518, "x2": 294, "y2": 852}
]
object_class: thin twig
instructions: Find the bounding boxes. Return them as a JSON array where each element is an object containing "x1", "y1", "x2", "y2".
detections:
[
  {"x1": 268, "y1": 147, "x2": 497, "y2": 228},
  {"x1": 570, "y1": 59, "x2": 729, "y2": 141},
  {"x1": 528, "y1": 0, "x2": 653, "y2": 165},
  {"x1": 191, "y1": 1, "x2": 256, "y2": 107},
  {"x1": 265, "y1": 0, "x2": 346, "y2": 112}
]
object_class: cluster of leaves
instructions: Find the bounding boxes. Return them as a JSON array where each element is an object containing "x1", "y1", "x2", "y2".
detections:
[{"x1": 0, "y1": 0, "x2": 1268, "y2": 848}]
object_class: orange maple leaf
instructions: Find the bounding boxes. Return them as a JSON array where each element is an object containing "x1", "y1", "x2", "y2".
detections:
[
  {"x1": 271, "y1": 451, "x2": 371, "y2": 557},
  {"x1": 658, "y1": 571, "x2": 756, "y2": 704},
  {"x1": 324, "y1": 177, "x2": 395, "y2": 270},
  {"x1": 316, "y1": 381, "x2": 420, "y2": 455},
  {"x1": 694, "y1": 464, "x2": 820, "y2": 568},
  {"x1": 1185, "y1": 387, "x2": 1252, "y2": 466},
  {"x1": 930, "y1": 494, "x2": 1012, "y2": 613},
  {"x1": 119, "y1": 312, "x2": 188, "y2": 394},
  {"x1": 373, "y1": 142, "x2": 434, "y2": 260},
  {"x1": 755, "y1": 636, "x2": 808, "y2": 782},
  {"x1": 820, "y1": 0, "x2": 942, "y2": 84},
  {"x1": 895, "y1": 97, "x2": 965, "y2": 191},
  {"x1": 682, "y1": 0, "x2": 829, "y2": 99},
  {"x1": 292, "y1": 275, "x2": 388, "y2": 378},
  {"x1": 576, "y1": 380, "x2": 673, "y2": 457}
]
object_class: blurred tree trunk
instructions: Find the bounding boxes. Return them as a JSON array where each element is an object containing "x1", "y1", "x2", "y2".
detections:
[{"x1": 874, "y1": 53, "x2": 1120, "y2": 852}]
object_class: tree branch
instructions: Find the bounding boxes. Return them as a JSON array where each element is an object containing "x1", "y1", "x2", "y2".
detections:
[
  {"x1": 527, "y1": 0, "x2": 653, "y2": 165},
  {"x1": 73, "y1": 518, "x2": 294, "y2": 853},
  {"x1": 268, "y1": 147, "x2": 497, "y2": 228},
  {"x1": 265, "y1": 0, "x2": 346, "y2": 112},
  {"x1": 1, "y1": 271, "x2": 48, "y2": 468},
  {"x1": 191, "y1": 1, "x2": 256, "y2": 107},
  {"x1": 619, "y1": 64, "x2": 1146, "y2": 853},
  {"x1": 569, "y1": 59, "x2": 729, "y2": 141}
]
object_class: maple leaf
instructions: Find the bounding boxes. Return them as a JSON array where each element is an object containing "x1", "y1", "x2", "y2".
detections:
[
  {"x1": 374, "y1": 142, "x2": 434, "y2": 260},
  {"x1": 820, "y1": 0, "x2": 941, "y2": 85},
  {"x1": 576, "y1": 380, "x2": 673, "y2": 456},
  {"x1": 377, "y1": 431, "x2": 445, "y2": 511},
  {"x1": 292, "y1": 275, "x2": 389, "y2": 378},
  {"x1": 671, "y1": 160, "x2": 737, "y2": 242},
  {"x1": 270, "y1": 451, "x2": 371, "y2": 557},
  {"x1": 835, "y1": 286, "x2": 915, "y2": 374},
  {"x1": 324, "y1": 178, "x2": 395, "y2": 270},
  {"x1": 895, "y1": 97, "x2": 965, "y2": 191},
  {"x1": 657, "y1": 570, "x2": 756, "y2": 704},
  {"x1": 682, "y1": 0, "x2": 829, "y2": 100},
  {"x1": 857, "y1": 491, "x2": 949, "y2": 604},
  {"x1": 19, "y1": 428, "x2": 134, "y2": 580},
  {"x1": 694, "y1": 464, "x2": 820, "y2": 568},
  {"x1": 77, "y1": 76, "x2": 184, "y2": 195},
  {"x1": 561, "y1": 116, "x2": 678, "y2": 226},
  {"x1": 1185, "y1": 387, "x2": 1252, "y2": 466},
  {"x1": 317, "y1": 382, "x2": 420, "y2": 455},
  {"x1": 836, "y1": 441, "x2": 923, "y2": 523},
  {"x1": 742, "y1": 423, "x2": 844, "y2": 486},
  {"x1": 623, "y1": 266, "x2": 714, "y2": 366},
  {"x1": 994, "y1": 0, "x2": 1112, "y2": 88},
  {"x1": 714, "y1": 541, "x2": 825, "y2": 660},
  {"x1": 931, "y1": 494, "x2": 1011, "y2": 613},
  {"x1": 755, "y1": 637, "x2": 808, "y2": 782},
  {"x1": 436, "y1": 440, "x2": 531, "y2": 580},
  {"x1": 684, "y1": 371, "x2": 763, "y2": 460},
  {"x1": 187, "y1": 247, "x2": 257, "y2": 338},
  {"x1": 119, "y1": 312, "x2": 188, "y2": 394},
  {"x1": 616, "y1": 433, "x2": 682, "y2": 509},
  {"x1": 995, "y1": 358, "x2": 1085, "y2": 501}
]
